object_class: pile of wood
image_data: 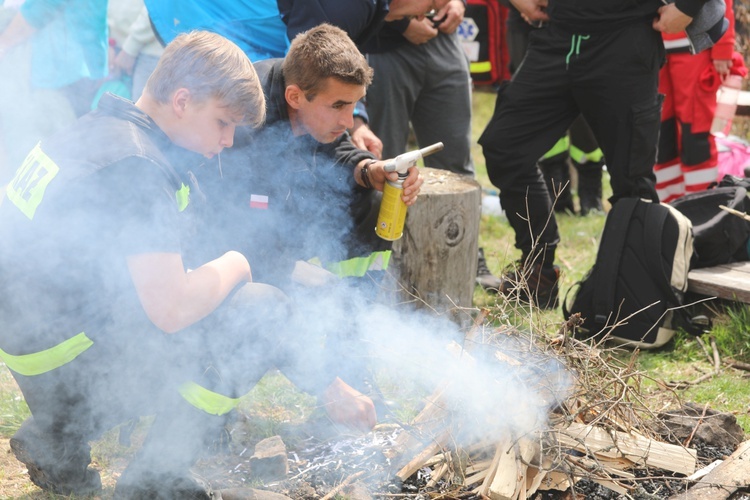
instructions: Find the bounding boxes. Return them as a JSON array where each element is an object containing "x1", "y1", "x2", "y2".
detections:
[
  {"x1": 385, "y1": 387, "x2": 697, "y2": 499},
  {"x1": 380, "y1": 320, "x2": 748, "y2": 499}
]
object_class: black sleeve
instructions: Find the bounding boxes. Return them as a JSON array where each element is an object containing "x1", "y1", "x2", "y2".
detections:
[
  {"x1": 278, "y1": 0, "x2": 379, "y2": 43},
  {"x1": 330, "y1": 134, "x2": 376, "y2": 176}
]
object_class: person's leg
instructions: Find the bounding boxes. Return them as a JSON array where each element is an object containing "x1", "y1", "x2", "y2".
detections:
[
  {"x1": 479, "y1": 26, "x2": 579, "y2": 306},
  {"x1": 538, "y1": 136, "x2": 575, "y2": 214},
  {"x1": 364, "y1": 47, "x2": 420, "y2": 161},
  {"x1": 116, "y1": 283, "x2": 290, "y2": 499},
  {"x1": 654, "y1": 55, "x2": 685, "y2": 202},
  {"x1": 9, "y1": 388, "x2": 102, "y2": 496},
  {"x1": 411, "y1": 33, "x2": 474, "y2": 175},
  {"x1": 671, "y1": 51, "x2": 718, "y2": 197},
  {"x1": 568, "y1": 115, "x2": 604, "y2": 215},
  {"x1": 574, "y1": 21, "x2": 663, "y2": 204}
]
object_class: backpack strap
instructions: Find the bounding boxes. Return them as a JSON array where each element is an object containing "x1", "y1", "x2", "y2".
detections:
[
  {"x1": 643, "y1": 203, "x2": 709, "y2": 336},
  {"x1": 642, "y1": 203, "x2": 673, "y2": 301},
  {"x1": 592, "y1": 197, "x2": 640, "y2": 327}
]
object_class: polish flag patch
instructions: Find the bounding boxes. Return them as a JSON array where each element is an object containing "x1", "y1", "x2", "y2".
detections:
[{"x1": 249, "y1": 194, "x2": 269, "y2": 209}]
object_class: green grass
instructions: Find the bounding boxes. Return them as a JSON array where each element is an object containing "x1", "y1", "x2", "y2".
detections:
[
  {"x1": 0, "y1": 366, "x2": 29, "y2": 438},
  {"x1": 470, "y1": 87, "x2": 750, "y2": 436}
]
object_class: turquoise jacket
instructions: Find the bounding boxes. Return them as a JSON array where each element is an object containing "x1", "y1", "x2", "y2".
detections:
[
  {"x1": 21, "y1": 0, "x2": 108, "y2": 88},
  {"x1": 145, "y1": 0, "x2": 290, "y2": 62}
]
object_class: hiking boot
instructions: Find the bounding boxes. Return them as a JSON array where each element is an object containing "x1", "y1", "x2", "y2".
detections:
[
  {"x1": 499, "y1": 261, "x2": 560, "y2": 309},
  {"x1": 10, "y1": 418, "x2": 102, "y2": 496},
  {"x1": 476, "y1": 247, "x2": 502, "y2": 293}
]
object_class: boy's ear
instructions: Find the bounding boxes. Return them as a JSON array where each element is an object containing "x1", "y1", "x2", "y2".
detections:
[
  {"x1": 172, "y1": 88, "x2": 191, "y2": 117},
  {"x1": 285, "y1": 84, "x2": 304, "y2": 110}
]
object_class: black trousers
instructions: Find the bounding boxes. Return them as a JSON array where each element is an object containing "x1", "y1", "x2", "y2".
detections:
[{"x1": 479, "y1": 20, "x2": 663, "y2": 263}]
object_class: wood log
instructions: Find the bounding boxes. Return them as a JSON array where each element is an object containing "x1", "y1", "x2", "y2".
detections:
[
  {"x1": 553, "y1": 422, "x2": 697, "y2": 476},
  {"x1": 395, "y1": 434, "x2": 450, "y2": 482},
  {"x1": 668, "y1": 440, "x2": 750, "y2": 500},
  {"x1": 390, "y1": 168, "x2": 481, "y2": 324},
  {"x1": 487, "y1": 438, "x2": 539, "y2": 500}
]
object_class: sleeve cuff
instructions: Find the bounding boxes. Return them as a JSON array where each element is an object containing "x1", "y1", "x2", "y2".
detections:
[
  {"x1": 674, "y1": 0, "x2": 706, "y2": 18},
  {"x1": 353, "y1": 100, "x2": 369, "y2": 124}
]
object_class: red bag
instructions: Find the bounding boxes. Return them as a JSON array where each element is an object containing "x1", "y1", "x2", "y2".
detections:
[{"x1": 458, "y1": 0, "x2": 510, "y2": 86}]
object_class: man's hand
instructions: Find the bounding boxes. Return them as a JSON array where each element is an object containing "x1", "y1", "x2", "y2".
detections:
[
  {"x1": 321, "y1": 377, "x2": 376, "y2": 433},
  {"x1": 404, "y1": 17, "x2": 438, "y2": 45},
  {"x1": 653, "y1": 3, "x2": 692, "y2": 33},
  {"x1": 435, "y1": 0, "x2": 465, "y2": 34},
  {"x1": 350, "y1": 117, "x2": 383, "y2": 159},
  {"x1": 509, "y1": 0, "x2": 549, "y2": 24}
]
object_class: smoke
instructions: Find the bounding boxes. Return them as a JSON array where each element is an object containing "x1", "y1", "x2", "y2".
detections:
[
  {"x1": 357, "y1": 303, "x2": 573, "y2": 445},
  {"x1": 0, "y1": 71, "x2": 572, "y2": 493}
]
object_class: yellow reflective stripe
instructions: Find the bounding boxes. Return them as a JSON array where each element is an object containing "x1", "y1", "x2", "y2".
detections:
[
  {"x1": 6, "y1": 143, "x2": 60, "y2": 220},
  {"x1": 569, "y1": 145, "x2": 604, "y2": 164},
  {"x1": 324, "y1": 250, "x2": 392, "y2": 278},
  {"x1": 542, "y1": 136, "x2": 570, "y2": 160},
  {"x1": 470, "y1": 61, "x2": 492, "y2": 74},
  {"x1": 178, "y1": 381, "x2": 241, "y2": 416},
  {"x1": 0, "y1": 332, "x2": 93, "y2": 377},
  {"x1": 175, "y1": 183, "x2": 190, "y2": 212}
]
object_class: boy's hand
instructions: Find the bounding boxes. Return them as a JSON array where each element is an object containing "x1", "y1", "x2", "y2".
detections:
[
  {"x1": 359, "y1": 160, "x2": 424, "y2": 206},
  {"x1": 321, "y1": 377, "x2": 377, "y2": 432},
  {"x1": 399, "y1": 166, "x2": 423, "y2": 206}
]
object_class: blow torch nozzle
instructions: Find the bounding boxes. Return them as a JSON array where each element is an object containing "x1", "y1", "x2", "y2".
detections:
[
  {"x1": 384, "y1": 142, "x2": 445, "y2": 174},
  {"x1": 419, "y1": 142, "x2": 445, "y2": 158}
]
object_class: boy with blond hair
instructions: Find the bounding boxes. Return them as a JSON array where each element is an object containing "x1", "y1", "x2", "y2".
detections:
[{"x1": 0, "y1": 30, "x2": 375, "y2": 499}]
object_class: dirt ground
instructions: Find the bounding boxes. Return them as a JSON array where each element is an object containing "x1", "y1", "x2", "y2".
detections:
[{"x1": 0, "y1": 437, "x2": 123, "y2": 499}]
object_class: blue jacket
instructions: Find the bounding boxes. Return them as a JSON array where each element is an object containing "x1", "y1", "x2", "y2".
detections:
[
  {"x1": 21, "y1": 0, "x2": 108, "y2": 88},
  {"x1": 144, "y1": 0, "x2": 290, "y2": 62},
  {"x1": 145, "y1": 0, "x2": 392, "y2": 61}
]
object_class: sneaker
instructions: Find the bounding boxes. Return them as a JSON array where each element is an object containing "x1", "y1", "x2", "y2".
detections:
[
  {"x1": 10, "y1": 418, "x2": 102, "y2": 496},
  {"x1": 499, "y1": 261, "x2": 560, "y2": 309},
  {"x1": 476, "y1": 248, "x2": 502, "y2": 292}
]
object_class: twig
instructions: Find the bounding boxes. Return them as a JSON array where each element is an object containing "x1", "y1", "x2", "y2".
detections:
[
  {"x1": 683, "y1": 402, "x2": 710, "y2": 448},
  {"x1": 720, "y1": 204, "x2": 750, "y2": 222},
  {"x1": 724, "y1": 357, "x2": 750, "y2": 371},
  {"x1": 321, "y1": 470, "x2": 366, "y2": 500},
  {"x1": 664, "y1": 372, "x2": 715, "y2": 389},
  {"x1": 710, "y1": 336, "x2": 721, "y2": 374},
  {"x1": 695, "y1": 336, "x2": 713, "y2": 366}
]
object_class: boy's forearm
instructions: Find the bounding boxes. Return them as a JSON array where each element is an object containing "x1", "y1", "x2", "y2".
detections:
[{"x1": 128, "y1": 251, "x2": 251, "y2": 333}]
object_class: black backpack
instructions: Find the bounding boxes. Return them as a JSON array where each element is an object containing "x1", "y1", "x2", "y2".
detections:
[
  {"x1": 669, "y1": 177, "x2": 750, "y2": 269},
  {"x1": 563, "y1": 198, "x2": 704, "y2": 349}
]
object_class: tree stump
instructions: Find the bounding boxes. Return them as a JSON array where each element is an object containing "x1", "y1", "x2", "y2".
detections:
[{"x1": 390, "y1": 167, "x2": 482, "y2": 324}]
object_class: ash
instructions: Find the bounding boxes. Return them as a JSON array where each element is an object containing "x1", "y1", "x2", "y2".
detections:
[{"x1": 200, "y1": 424, "x2": 749, "y2": 500}]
